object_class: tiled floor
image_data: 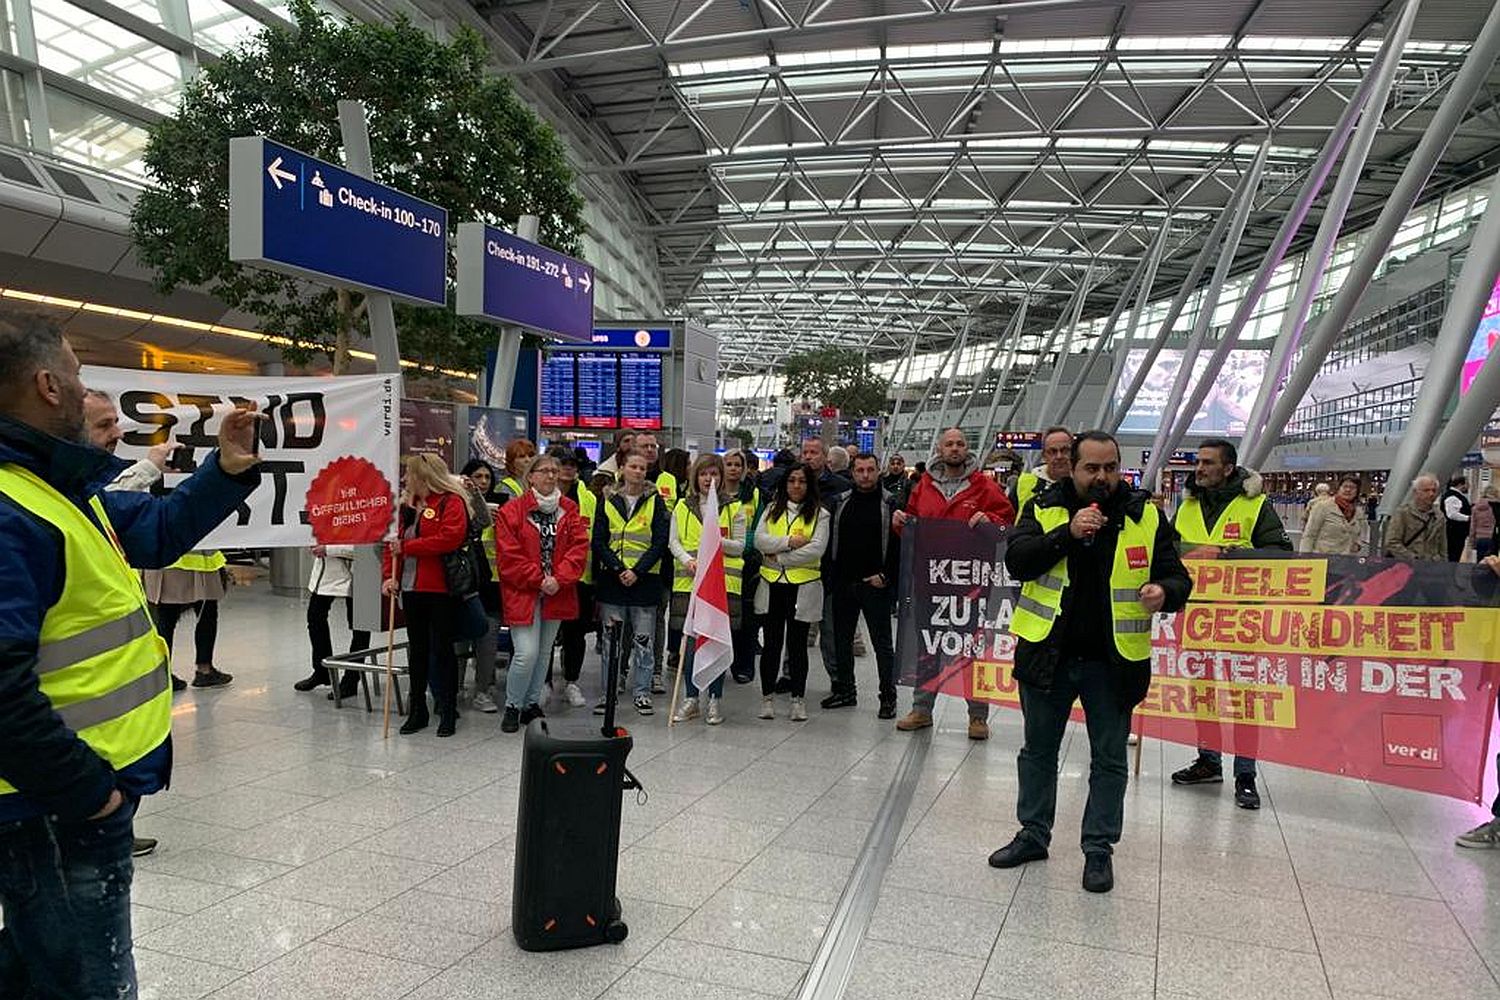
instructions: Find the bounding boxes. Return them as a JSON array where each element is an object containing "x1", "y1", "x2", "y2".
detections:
[{"x1": 125, "y1": 586, "x2": 1500, "y2": 1000}]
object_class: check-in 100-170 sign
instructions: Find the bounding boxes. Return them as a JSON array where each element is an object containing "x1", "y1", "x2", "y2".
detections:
[{"x1": 228, "y1": 136, "x2": 447, "y2": 306}]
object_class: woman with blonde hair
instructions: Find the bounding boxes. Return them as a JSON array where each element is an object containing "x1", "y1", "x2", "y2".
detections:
[
  {"x1": 669, "y1": 454, "x2": 747, "y2": 724},
  {"x1": 382, "y1": 453, "x2": 470, "y2": 736}
]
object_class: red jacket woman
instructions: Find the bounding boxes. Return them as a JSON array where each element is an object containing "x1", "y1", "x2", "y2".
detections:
[
  {"x1": 495, "y1": 488, "x2": 590, "y2": 625},
  {"x1": 380, "y1": 489, "x2": 469, "y2": 592}
]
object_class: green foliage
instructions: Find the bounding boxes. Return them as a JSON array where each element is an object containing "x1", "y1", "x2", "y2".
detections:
[
  {"x1": 781, "y1": 347, "x2": 889, "y2": 417},
  {"x1": 723, "y1": 427, "x2": 754, "y2": 451},
  {"x1": 130, "y1": 0, "x2": 584, "y2": 373}
]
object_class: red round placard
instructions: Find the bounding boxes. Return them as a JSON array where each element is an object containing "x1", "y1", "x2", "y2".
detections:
[{"x1": 305, "y1": 456, "x2": 394, "y2": 545}]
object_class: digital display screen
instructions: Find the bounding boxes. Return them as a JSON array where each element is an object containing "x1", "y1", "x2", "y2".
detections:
[
  {"x1": 540, "y1": 353, "x2": 575, "y2": 428},
  {"x1": 1462, "y1": 272, "x2": 1500, "y2": 394},
  {"x1": 1114, "y1": 348, "x2": 1267, "y2": 435},
  {"x1": 619, "y1": 352, "x2": 663, "y2": 430},
  {"x1": 575, "y1": 353, "x2": 619, "y2": 429}
]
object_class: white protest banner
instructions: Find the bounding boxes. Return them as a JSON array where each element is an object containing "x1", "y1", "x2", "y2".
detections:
[{"x1": 83, "y1": 366, "x2": 401, "y2": 549}]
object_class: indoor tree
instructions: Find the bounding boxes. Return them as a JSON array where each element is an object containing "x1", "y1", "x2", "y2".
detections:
[
  {"x1": 130, "y1": 0, "x2": 584, "y2": 373},
  {"x1": 782, "y1": 346, "x2": 890, "y2": 417}
]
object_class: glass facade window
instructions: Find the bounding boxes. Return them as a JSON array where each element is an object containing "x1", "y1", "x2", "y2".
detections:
[
  {"x1": 0, "y1": 67, "x2": 28, "y2": 145},
  {"x1": 46, "y1": 86, "x2": 151, "y2": 177},
  {"x1": 30, "y1": 0, "x2": 183, "y2": 112}
]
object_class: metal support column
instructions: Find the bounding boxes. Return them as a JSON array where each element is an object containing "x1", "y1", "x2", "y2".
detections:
[
  {"x1": 1244, "y1": 0, "x2": 1421, "y2": 452},
  {"x1": 1424, "y1": 349, "x2": 1500, "y2": 499},
  {"x1": 337, "y1": 101, "x2": 402, "y2": 376},
  {"x1": 1052, "y1": 226, "x2": 1163, "y2": 426},
  {"x1": 1381, "y1": 164, "x2": 1500, "y2": 516},
  {"x1": 996, "y1": 277, "x2": 1088, "y2": 434},
  {"x1": 1096, "y1": 217, "x2": 1170, "y2": 428},
  {"x1": 1245, "y1": 0, "x2": 1500, "y2": 471},
  {"x1": 976, "y1": 298, "x2": 1032, "y2": 453},
  {"x1": 928, "y1": 323, "x2": 972, "y2": 452},
  {"x1": 890, "y1": 329, "x2": 965, "y2": 456},
  {"x1": 1035, "y1": 263, "x2": 1096, "y2": 426},
  {"x1": 1106, "y1": 172, "x2": 1250, "y2": 434},
  {"x1": 1159, "y1": 14, "x2": 1419, "y2": 480},
  {"x1": 884, "y1": 334, "x2": 923, "y2": 458},
  {"x1": 954, "y1": 298, "x2": 1028, "y2": 433},
  {"x1": 1143, "y1": 141, "x2": 1268, "y2": 487},
  {"x1": 489, "y1": 213, "x2": 539, "y2": 408}
]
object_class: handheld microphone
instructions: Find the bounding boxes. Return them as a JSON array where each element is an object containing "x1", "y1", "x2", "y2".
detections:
[{"x1": 1081, "y1": 502, "x2": 1100, "y2": 547}]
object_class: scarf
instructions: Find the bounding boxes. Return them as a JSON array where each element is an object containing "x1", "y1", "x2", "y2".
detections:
[
  {"x1": 1334, "y1": 494, "x2": 1357, "y2": 521},
  {"x1": 531, "y1": 488, "x2": 561, "y2": 515}
]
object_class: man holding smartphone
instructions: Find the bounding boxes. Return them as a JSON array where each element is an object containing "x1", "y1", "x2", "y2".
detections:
[{"x1": 0, "y1": 312, "x2": 262, "y2": 999}]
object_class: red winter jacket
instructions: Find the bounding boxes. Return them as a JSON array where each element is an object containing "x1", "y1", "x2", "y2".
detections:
[
  {"x1": 495, "y1": 491, "x2": 589, "y2": 625},
  {"x1": 382, "y1": 491, "x2": 469, "y2": 593},
  {"x1": 897, "y1": 467, "x2": 1015, "y2": 531}
]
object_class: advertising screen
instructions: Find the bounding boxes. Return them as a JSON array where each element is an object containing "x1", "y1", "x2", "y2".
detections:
[
  {"x1": 1114, "y1": 348, "x2": 1267, "y2": 435},
  {"x1": 576, "y1": 353, "x2": 619, "y2": 430},
  {"x1": 540, "y1": 352, "x2": 575, "y2": 428},
  {"x1": 619, "y1": 352, "x2": 663, "y2": 430},
  {"x1": 1461, "y1": 272, "x2": 1500, "y2": 395}
]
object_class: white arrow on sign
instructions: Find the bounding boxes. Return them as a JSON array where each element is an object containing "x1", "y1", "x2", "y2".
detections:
[
  {"x1": 266, "y1": 156, "x2": 296, "y2": 190},
  {"x1": 579, "y1": 270, "x2": 592, "y2": 293}
]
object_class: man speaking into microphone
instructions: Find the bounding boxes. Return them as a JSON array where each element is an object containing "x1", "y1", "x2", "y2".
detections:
[{"x1": 989, "y1": 431, "x2": 1191, "y2": 893}]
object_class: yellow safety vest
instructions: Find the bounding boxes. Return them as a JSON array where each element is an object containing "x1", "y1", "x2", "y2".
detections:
[
  {"x1": 1015, "y1": 472, "x2": 1048, "y2": 515},
  {"x1": 672, "y1": 501, "x2": 743, "y2": 596},
  {"x1": 499, "y1": 476, "x2": 524, "y2": 498},
  {"x1": 1174, "y1": 493, "x2": 1265, "y2": 549},
  {"x1": 0, "y1": 465, "x2": 171, "y2": 795},
  {"x1": 655, "y1": 471, "x2": 678, "y2": 512},
  {"x1": 1009, "y1": 502, "x2": 1158, "y2": 662},
  {"x1": 759, "y1": 509, "x2": 821, "y2": 586},
  {"x1": 604, "y1": 491, "x2": 661, "y2": 575},
  {"x1": 572, "y1": 486, "x2": 597, "y2": 585},
  {"x1": 168, "y1": 550, "x2": 226, "y2": 573}
]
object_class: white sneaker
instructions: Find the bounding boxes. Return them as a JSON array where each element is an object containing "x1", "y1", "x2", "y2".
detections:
[
  {"x1": 563, "y1": 682, "x2": 586, "y2": 708},
  {"x1": 593, "y1": 698, "x2": 608, "y2": 716},
  {"x1": 1457, "y1": 818, "x2": 1500, "y2": 849},
  {"x1": 758, "y1": 696, "x2": 775, "y2": 720},
  {"x1": 472, "y1": 691, "x2": 498, "y2": 714},
  {"x1": 672, "y1": 697, "x2": 700, "y2": 723},
  {"x1": 705, "y1": 697, "x2": 724, "y2": 725},
  {"x1": 634, "y1": 695, "x2": 655, "y2": 716},
  {"x1": 790, "y1": 698, "x2": 807, "y2": 722},
  {"x1": 651, "y1": 673, "x2": 666, "y2": 695},
  {"x1": 1127, "y1": 732, "x2": 1139, "y2": 746},
  {"x1": 853, "y1": 636, "x2": 868, "y2": 658}
]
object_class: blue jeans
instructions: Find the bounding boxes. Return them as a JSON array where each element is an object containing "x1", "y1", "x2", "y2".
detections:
[
  {"x1": 1016, "y1": 659, "x2": 1133, "y2": 855},
  {"x1": 0, "y1": 795, "x2": 139, "y2": 998},
  {"x1": 1199, "y1": 749, "x2": 1257, "y2": 779},
  {"x1": 671, "y1": 630, "x2": 725, "y2": 699},
  {"x1": 601, "y1": 603, "x2": 658, "y2": 699},
  {"x1": 505, "y1": 604, "x2": 561, "y2": 711}
]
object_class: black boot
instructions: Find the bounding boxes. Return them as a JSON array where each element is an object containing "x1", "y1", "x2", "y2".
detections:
[
  {"x1": 337, "y1": 674, "x2": 360, "y2": 699},
  {"x1": 399, "y1": 701, "x2": 430, "y2": 735},
  {"x1": 436, "y1": 713, "x2": 456, "y2": 737}
]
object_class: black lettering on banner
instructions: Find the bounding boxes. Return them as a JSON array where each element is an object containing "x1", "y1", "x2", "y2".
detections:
[
  {"x1": 279, "y1": 392, "x2": 326, "y2": 449},
  {"x1": 119, "y1": 391, "x2": 175, "y2": 446},
  {"x1": 176, "y1": 394, "x2": 220, "y2": 449}
]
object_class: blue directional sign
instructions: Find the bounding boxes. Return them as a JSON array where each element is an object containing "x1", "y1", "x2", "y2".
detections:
[
  {"x1": 228, "y1": 136, "x2": 447, "y2": 306},
  {"x1": 455, "y1": 223, "x2": 594, "y2": 344},
  {"x1": 590, "y1": 327, "x2": 672, "y2": 351}
]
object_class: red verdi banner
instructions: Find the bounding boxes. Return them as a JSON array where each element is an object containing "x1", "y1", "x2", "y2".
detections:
[{"x1": 896, "y1": 519, "x2": 1500, "y2": 801}]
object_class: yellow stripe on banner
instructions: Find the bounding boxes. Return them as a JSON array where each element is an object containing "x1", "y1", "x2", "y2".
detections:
[
  {"x1": 972, "y1": 661, "x2": 1298, "y2": 729},
  {"x1": 1180, "y1": 604, "x2": 1500, "y2": 661},
  {"x1": 1185, "y1": 559, "x2": 1327, "y2": 604}
]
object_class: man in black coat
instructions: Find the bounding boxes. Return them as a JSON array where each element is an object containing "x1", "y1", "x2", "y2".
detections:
[{"x1": 988, "y1": 431, "x2": 1192, "y2": 893}]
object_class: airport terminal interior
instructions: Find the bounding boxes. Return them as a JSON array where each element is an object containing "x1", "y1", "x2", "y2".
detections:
[{"x1": 8, "y1": 0, "x2": 1500, "y2": 997}]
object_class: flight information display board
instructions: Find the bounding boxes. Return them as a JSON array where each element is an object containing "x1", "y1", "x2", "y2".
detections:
[
  {"x1": 619, "y1": 353, "x2": 664, "y2": 430},
  {"x1": 575, "y1": 353, "x2": 620, "y2": 429},
  {"x1": 540, "y1": 352, "x2": 576, "y2": 428}
]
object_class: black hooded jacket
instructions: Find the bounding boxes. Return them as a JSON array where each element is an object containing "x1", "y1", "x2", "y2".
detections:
[{"x1": 1005, "y1": 478, "x2": 1192, "y2": 708}]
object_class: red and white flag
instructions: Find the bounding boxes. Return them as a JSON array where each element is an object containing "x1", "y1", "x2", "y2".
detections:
[{"x1": 684, "y1": 481, "x2": 735, "y2": 689}]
